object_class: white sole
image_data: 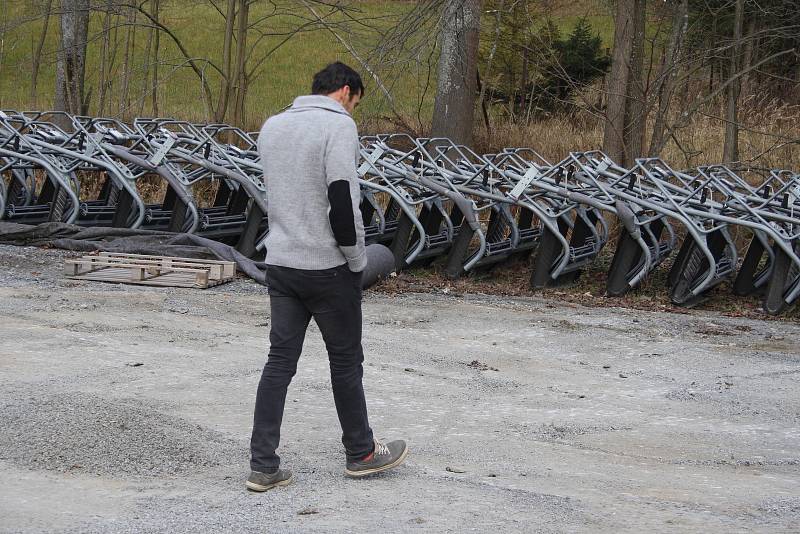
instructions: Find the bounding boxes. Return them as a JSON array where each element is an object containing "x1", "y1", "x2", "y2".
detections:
[
  {"x1": 344, "y1": 446, "x2": 409, "y2": 478},
  {"x1": 245, "y1": 475, "x2": 293, "y2": 492}
]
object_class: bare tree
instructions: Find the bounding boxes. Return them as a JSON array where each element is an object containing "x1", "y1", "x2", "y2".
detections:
[
  {"x1": 603, "y1": 0, "x2": 646, "y2": 167},
  {"x1": 431, "y1": 0, "x2": 482, "y2": 145},
  {"x1": 302, "y1": 0, "x2": 403, "y2": 120},
  {"x1": 478, "y1": 0, "x2": 504, "y2": 134},
  {"x1": 115, "y1": 0, "x2": 356, "y2": 123},
  {"x1": 722, "y1": 0, "x2": 745, "y2": 163},
  {"x1": 215, "y1": 0, "x2": 237, "y2": 121},
  {"x1": 231, "y1": 0, "x2": 249, "y2": 125},
  {"x1": 55, "y1": 0, "x2": 90, "y2": 114},
  {"x1": 118, "y1": 4, "x2": 137, "y2": 116},
  {"x1": 30, "y1": 0, "x2": 54, "y2": 107},
  {"x1": 211, "y1": 0, "x2": 251, "y2": 124},
  {"x1": 0, "y1": 2, "x2": 7, "y2": 105},
  {"x1": 150, "y1": 0, "x2": 159, "y2": 115},
  {"x1": 648, "y1": 0, "x2": 689, "y2": 157},
  {"x1": 97, "y1": 0, "x2": 114, "y2": 115},
  {"x1": 739, "y1": 12, "x2": 757, "y2": 96}
]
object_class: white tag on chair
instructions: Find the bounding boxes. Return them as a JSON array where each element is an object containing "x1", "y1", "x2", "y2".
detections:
[
  {"x1": 357, "y1": 146, "x2": 384, "y2": 177},
  {"x1": 509, "y1": 167, "x2": 539, "y2": 200},
  {"x1": 148, "y1": 134, "x2": 176, "y2": 165}
]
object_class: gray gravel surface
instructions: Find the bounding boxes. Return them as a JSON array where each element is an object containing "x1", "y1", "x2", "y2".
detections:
[
  {"x1": 0, "y1": 391, "x2": 244, "y2": 476},
  {"x1": 1, "y1": 244, "x2": 799, "y2": 533}
]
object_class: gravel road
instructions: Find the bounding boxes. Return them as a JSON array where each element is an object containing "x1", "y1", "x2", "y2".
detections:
[{"x1": 1, "y1": 244, "x2": 799, "y2": 533}]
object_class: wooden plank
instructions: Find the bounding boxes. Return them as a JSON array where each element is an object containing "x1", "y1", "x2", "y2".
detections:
[
  {"x1": 66, "y1": 259, "x2": 223, "y2": 279},
  {"x1": 68, "y1": 268, "x2": 226, "y2": 288},
  {"x1": 88, "y1": 255, "x2": 235, "y2": 278},
  {"x1": 195, "y1": 269, "x2": 209, "y2": 288},
  {"x1": 96, "y1": 254, "x2": 234, "y2": 273},
  {"x1": 65, "y1": 262, "x2": 81, "y2": 276},
  {"x1": 79, "y1": 256, "x2": 227, "y2": 271},
  {"x1": 131, "y1": 266, "x2": 145, "y2": 281},
  {"x1": 65, "y1": 253, "x2": 234, "y2": 289},
  {"x1": 67, "y1": 276, "x2": 217, "y2": 289},
  {"x1": 97, "y1": 251, "x2": 234, "y2": 267}
]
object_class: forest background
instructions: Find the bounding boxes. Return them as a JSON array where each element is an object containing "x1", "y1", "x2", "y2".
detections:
[{"x1": 0, "y1": 0, "x2": 798, "y2": 170}]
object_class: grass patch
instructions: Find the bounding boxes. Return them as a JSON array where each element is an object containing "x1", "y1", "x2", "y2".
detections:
[
  {"x1": 0, "y1": 0, "x2": 617, "y2": 129},
  {"x1": 0, "y1": 1, "x2": 432, "y2": 126}
]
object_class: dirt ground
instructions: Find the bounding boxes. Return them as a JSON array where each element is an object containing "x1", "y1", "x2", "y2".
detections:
[{"x1": 1, "y1": 244, "x2": 799, "y2": 533}]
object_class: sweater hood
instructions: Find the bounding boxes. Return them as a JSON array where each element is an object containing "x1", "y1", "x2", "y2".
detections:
[{"x1": 287, "y1": 95, "x2": 351, "y2": 116}]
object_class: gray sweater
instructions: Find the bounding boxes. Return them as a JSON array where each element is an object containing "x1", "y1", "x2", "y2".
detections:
[{"x1": 258, "y1": 95, "x2": 366, "y2": 272}]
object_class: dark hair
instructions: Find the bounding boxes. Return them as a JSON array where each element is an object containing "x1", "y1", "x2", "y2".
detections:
[{"x1": 311, "y1": 62, "x2": 365, "y2": 97}]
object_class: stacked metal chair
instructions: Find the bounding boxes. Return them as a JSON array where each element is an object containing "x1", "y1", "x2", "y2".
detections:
[
  {"x1": 132, "y1": 118, "x2": 269, "y2": 256},
  {"x1": 693, "y1": 165, "x2": 800, "y2": 314},
  {"x1": 358, "y1": 134, "x2": 458, "y2": 270},
  {"x1": 489, "y1": 149, "x2": 614, "y2": 289},
  {"x1": 0, "y1": 111, "x2": 271, "y2": 256},
  {"x1": 1, "y1": 110, "x2": 100, "y2": 225},
  {"x1": 3, "y1": 110, "x2": 800, "y2": 315},
  {"x1": 360, "y1": 134, "x2": 535, "y2": 276}
]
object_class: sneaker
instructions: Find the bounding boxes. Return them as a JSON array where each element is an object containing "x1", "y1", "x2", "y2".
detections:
[
  {"x1": 245, "y1": 469, "x2": 293, "y2": 492},
  {"x1": 345, "y1": 439, "x2": 408, "y2": 477}
]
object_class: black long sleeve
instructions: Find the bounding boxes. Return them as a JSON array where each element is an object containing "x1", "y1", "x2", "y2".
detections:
[{"x1": 327, "y1": 179, "x2": 357, "y2": 247}]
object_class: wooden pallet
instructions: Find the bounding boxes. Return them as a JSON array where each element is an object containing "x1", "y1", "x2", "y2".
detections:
[{"x1": 64, "y1": 252, "x2": 236, "y2": 288}]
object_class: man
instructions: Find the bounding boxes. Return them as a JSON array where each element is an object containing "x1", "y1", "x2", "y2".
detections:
[{"x1": 246, "y1": 62, "x2": 408, "y2": 492}]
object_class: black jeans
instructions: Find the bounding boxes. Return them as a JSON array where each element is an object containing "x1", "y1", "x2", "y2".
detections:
[{"x1": 250, "y1": 263, "x2": 374, "y2": 471}]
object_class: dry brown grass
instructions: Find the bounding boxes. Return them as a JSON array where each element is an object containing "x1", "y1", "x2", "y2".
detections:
[
  {"x1": 468, "y1": 96, "x2": 800, "y2": 171},
  {"x1": 473, "y1": 114, "x2": 604, "y2": 160},
  {"x1": 675, "y1": 95, "x2": 800, "y2": 170}
]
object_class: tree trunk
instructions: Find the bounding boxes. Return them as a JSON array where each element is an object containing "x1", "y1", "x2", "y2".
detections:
[
  {"x1": 603, "y1": 0, "x2": 646, "y2": 166},
  {"x1": 98, "y1": 0, "x2": 113, "y2": 115},
  {"x1": 140, "y1": 4, "x2": 153, "y2": 115},
  {"x1": 30, "y1": 0, "x2": 54, "y2": 107},
  {"x1": 430, "y1": 0, "x2": 481, "y2": 145},
  {"x1": 478, "y1": 0, "x2": 503, "y2": 134},
  {"x1": 723, "y1": 0, "x2": 744, "y2": 164},
  {"x1": 55, "y1": 0, "x2": 90, "y2": 115},
  {"x1": 648, "y1": 0, "x2": 688, "y2": 157},
  {"x1": 477, "y1": 70, "x2": 491, "y2": 133},
  {"x1": 215, "y1": 0, "x2": 237, "y2": 122},
  {"x1": 709, "y1": 16, "x2": 718, "y2": 95},
  {"x1": 519, "y1": 45, "x2": 529, "y2": 119},
  {"x1": 740, "y1": 16, "x2": 757, "y2": 97},
  {"x1": 624, "y1": 0, "x2": 646, "y2": 164},
  {"x1": 151, "y1": 0, "x2": 160, "y2": 115},
  {"x1": 119, "y1": 6, "x2": 136, "y2": 116},
  {"x1": 603, "y1": 0, "x2": 633, "y2": 164},
  {"x1": 231, "y1": 0, "x2": 249, "y2": 127},
  {"x1": 0, "y1": 3, "x2": 6, "y2": 103}
]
